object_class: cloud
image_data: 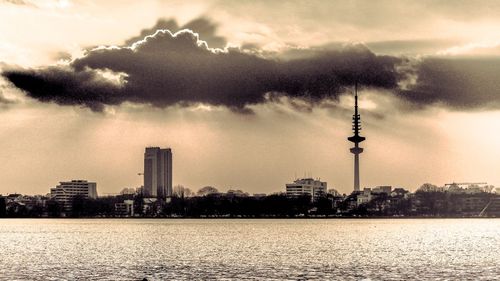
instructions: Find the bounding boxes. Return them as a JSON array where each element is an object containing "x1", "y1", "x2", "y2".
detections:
[
  {"x1": 2, "y1": 24, "x2": 401, "y2": 112},
  {"x1": 3, "y1": 66, "x2": 122, "y2": 111},
  {"x1": 0, "y1": 86, "x2": 18, "y2": 108},
  {"x1": 2, "y1": 0, "x2": 29, "y2": 5},
  {"x1": 6, "y1": 17, "x2": 499, "y2": 114},
  {"x1": 365, "y1": 39, "x2": 462, "y2": 56},
  {"x1": 1, "y1": 0, "x2": 37, "y2": 7},
  {"x1": 401, "y1": 57, "x2": 500, "y2": 109},
  {"x1": 124, "y1": 18, "x2": 227, "y2": 49},
  {"x1": 0, "y1": 89, "x2": 12, "y2": 102}
]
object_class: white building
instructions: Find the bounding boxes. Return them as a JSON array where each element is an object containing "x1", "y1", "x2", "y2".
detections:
[
  {"x1": 446, "y1": 183, "x2": 492, "y2": 194},
  {"x1": 357, "y1": 188, "x2": 373, "y2": 205},
  {"x1": 286, "y1": 178, "x2": 327, "y2": 201},
  {"x1": 115, "y1": 200, "x2": 134, "y2": 217},
  {"x1": 50, "y1": 180, "x2": 97, "y2": 210}
]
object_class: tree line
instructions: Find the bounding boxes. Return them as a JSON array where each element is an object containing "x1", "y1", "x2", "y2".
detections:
[{"x1": 2, "y1": 183, "x2": 498, "y2": 218}]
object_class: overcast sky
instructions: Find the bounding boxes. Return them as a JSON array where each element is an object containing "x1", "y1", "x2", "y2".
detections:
[{"x1": 1, "y1": 0, "x2": 500, "y2": 195}]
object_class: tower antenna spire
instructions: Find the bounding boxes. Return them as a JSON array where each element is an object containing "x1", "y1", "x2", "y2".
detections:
[{"x1": 347, "y1": 82, "x2": 365, "y2": 192}]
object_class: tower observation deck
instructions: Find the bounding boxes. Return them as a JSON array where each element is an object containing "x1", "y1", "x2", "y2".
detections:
[{"x1": 347, "y1": 83, "x2": 365, "y2": 192}]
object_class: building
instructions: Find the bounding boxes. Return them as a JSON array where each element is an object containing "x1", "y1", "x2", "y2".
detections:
[
  {"x1": 286, "y1": 178, "x2": 327, "y2": 201},
  {"x1": 115, "y1": 200, "x2": 134, "y2": 217},
  {"x1": 50, "y1": 180, "x2": 97, "y2": 211},
  {"x1": 372, "y1": 186, "x2": 392, "y2": 194},
  {"x1": 144, "y1": 147, "x2": 173, "y2": 198},
  {"x1": 142, "y1": 197, "x2": 163, "y2": 216},
  {"x1": 357, "y1": 188, "x2": 373, "y2": 206},
  {"x1": 445, "y1": 182, "x2": 491, "y2": 194}
]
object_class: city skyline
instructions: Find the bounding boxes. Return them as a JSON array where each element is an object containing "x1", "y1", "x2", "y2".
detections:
[{"x1": 1, "y1": 0, "x2": 500, "y2": 195}]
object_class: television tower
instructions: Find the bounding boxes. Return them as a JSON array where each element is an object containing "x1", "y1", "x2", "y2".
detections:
[{"x1": 347, "y1": 83, "x2": 365, "y2": 192}]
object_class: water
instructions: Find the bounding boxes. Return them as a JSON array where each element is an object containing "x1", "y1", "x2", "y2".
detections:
[{"x1": 0, "y1": 219, "x2": 499, "y2": 280}]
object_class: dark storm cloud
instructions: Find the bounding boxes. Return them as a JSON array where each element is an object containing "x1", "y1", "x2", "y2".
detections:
[
  {"x1": 3, "y1": 66, "x2": 121, "y2": 111},
  {"x1": 5, "y1": 19, "x2": 500, "y2": 113},
  {"x1": 2, "y1": 27, "x2": 401, "y2": 112},
  {"x1": 401, "y1": 57, "x2": 500, "y2": 109}
]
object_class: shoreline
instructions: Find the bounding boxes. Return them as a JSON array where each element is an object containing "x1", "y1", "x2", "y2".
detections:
[{"x1": 1, "y1": 216, "x2": 499, "y2": 219}]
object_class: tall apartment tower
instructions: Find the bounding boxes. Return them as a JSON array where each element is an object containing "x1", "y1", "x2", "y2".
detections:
[
  {"x1": 347, "y1": 83, "x2": 365, "y2": 192},
  {"x1": 144, "y1": 147, "x2": 172, "y2": 198}
]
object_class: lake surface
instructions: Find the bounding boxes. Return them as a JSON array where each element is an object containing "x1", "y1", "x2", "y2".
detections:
[{"x1": 0, "y1": 219, "x2": 499, "y2": 280}]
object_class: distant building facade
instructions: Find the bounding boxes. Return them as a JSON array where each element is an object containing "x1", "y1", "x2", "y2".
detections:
[
  {"x1": 356, "y1": 186, "x2": 393, "y2": 206},
  {"x1": 286, "y1": 178, "x2": 327, "y2": 201},
  {"x1": 445, "y1": 183, "x2": 492, "y2": 194},
  {"x1": 115, "y1": 200, "x2": 134, "y2": 217},
  {"x1": 357, "y1": 188, "x2": 373, "y2": 205},
  {"x1": 144, "y1": 147, "x2": 173, "y2": 198},
  {"x1": 50, "y1": 180, "x2": 97, "y2": 210},
  {"x1": 372, "y1": 186, "x2": 392, "y2": 194}
]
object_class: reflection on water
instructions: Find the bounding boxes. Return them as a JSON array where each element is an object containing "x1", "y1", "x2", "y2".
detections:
[{"x1": 0, "y1": 219, "x2": 499, "y2": 280}]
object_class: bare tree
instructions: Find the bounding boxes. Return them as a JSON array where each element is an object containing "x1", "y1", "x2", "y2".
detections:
[
  {"x1": 120, "y1": 187, "x2": 136, "y2": 195},
  {"x1": 173, "y1": 185, "x2": 194, "y2": 198},
  {"x1": 197, "y1": 186, "x2": 219, "y2": 196},
  {"x1": 417, "y1": 183, "x2": 440, "y2": 193}
]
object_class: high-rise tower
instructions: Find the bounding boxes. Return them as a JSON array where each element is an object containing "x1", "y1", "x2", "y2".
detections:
[
  {"x1": 144, "y1": 147, "x2": 173, "y2": 198},
  {"x1": 347, "y1": 83, "x2": 365, "y2": 192}
]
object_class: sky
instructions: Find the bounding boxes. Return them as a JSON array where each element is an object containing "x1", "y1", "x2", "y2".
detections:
[{"x1": 1, "y1": 0, "x2": 500, "y2": 195}]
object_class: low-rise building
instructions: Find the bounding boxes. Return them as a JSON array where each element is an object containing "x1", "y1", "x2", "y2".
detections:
[
  {"x1": 372, "y1": 186, "x2": 392, "y2": 194},
  {"x1": 50, "y1": 180, "x2": 97, "y2": 211},
  {"x1": 357, "y1": 188, "x2": 373, "y2": 206},
  {"x1": 142, "y1": 197, "x2": 162, "y2": 216},
  {"x1": 445, "y1": 183, "x2": 492, "y2": 194},
  {"x1": 115, "y1": 200, "x2": 134, "y2": 217},
  {"x1": 286, "y1": 178, "x2": 327, "y2": 201}
]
